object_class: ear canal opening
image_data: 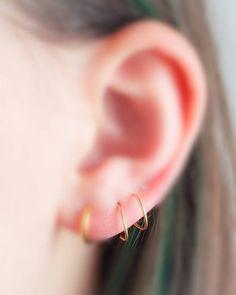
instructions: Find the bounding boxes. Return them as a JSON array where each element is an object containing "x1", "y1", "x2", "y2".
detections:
[{"x1": 103, "y1": 88, "x2": 162, "y2": 157}]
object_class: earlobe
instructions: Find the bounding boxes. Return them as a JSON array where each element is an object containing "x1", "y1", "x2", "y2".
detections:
[{"x1": 60, "y1": 21, "x2": 207, "y2": 241}]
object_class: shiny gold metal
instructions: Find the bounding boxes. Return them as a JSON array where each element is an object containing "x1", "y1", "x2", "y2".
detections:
[
  {"x1": 117, "y1": 203, "x2": 129, "y2": 242},
  {"x1": 80, "y1": 206, "x2": 92, "y2": 243},
  {"x1": 133, "y1": 193, "x2": 148, "y2": 230}
]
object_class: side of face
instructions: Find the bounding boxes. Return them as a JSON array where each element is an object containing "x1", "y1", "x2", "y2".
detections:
[
  {"x1": 0, "y1": 5, "x2": 206, "y2": 294},
  {"x1": 0, "y1": 8, "x2": 97, "y2": 293}
]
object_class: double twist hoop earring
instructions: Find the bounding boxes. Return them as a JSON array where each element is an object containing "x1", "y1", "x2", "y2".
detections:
[
  {"x1": 80, "y1": 193, "x2": 148, "y2": 243},
  {"x1": 117, "y1": 193, "x2": 148, "y2": 242}
]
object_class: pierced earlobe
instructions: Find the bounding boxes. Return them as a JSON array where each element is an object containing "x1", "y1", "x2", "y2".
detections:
[{"x1": 78, "y1": 192, "x2": 149, "y2": 243}]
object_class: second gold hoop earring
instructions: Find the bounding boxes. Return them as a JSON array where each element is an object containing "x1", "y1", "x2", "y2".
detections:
[{"x1": 117, "y1": 193, "x2": 148, "y2": 242}]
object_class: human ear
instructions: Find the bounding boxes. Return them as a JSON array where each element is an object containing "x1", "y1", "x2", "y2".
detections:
[{"x1": 60, "y1": 21, "x2": 206, "y2": 241}]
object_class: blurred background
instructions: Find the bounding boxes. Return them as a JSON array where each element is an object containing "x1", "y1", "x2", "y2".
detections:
[{"x1": 207, "y1": 0, "x2": 236, "y2": 128}]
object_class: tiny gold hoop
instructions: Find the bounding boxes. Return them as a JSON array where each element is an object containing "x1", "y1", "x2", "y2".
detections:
[
  {"x1": 117, "y1": 203, "x2": 129, "y2": 242},
  {"x1": 133, "y1": 193, "x2": 148, "y2": 231},
  {"x1": 80, "y1": 206, "x2": 92, "y2": 243}
]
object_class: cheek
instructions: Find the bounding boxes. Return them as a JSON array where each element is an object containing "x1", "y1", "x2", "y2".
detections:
[
  {"x1": 0, "y1": 83, "x2": 95, "y2": 291},
  {"x1": 0, "y1": 42, "x2": 95, "y2": 291}
]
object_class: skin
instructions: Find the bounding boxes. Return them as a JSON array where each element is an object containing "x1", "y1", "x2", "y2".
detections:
[{"x1": 0, "y1": 3, "x2": 206, "y2": 295}]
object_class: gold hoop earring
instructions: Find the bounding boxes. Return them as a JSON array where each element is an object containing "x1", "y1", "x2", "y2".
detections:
[
  {"x1": 117, "y1": 203, "x2": 129, "y2": 242},
  {"x1": 133, "y1": 193, "x2": 148, "y2": 231},
  {"x1": 80, "y1": 206, "x2": 92, "y2": 243}
]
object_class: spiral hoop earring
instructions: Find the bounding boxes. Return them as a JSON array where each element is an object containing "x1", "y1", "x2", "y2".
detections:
[{"x1": 133, "y1": 193, "x2": 148, "y2": 231}]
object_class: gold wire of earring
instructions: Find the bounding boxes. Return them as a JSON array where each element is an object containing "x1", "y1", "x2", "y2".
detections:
[
  {"x1": 132, "y1": 192, "x2": 148, "y2": 231},
  {"x1": 117, "y1": 202, "x2": 129, "y2": 242},
  {"x1": 80, "y1": 206, "x2": 92, "y2": 243}
]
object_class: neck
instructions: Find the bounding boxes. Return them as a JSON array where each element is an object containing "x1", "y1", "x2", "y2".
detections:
[{"x1": 41, "y1": 228, "x2": 99, "y2": 295}]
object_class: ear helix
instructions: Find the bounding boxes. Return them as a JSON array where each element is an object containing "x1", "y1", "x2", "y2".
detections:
[{"x1": 80, "y1": 192, "x2": 149, "y2": 243}]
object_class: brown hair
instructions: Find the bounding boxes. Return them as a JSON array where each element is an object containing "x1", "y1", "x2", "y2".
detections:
[{"x1": 17, "y1": 0, "x2": 236, "y2": 294}]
